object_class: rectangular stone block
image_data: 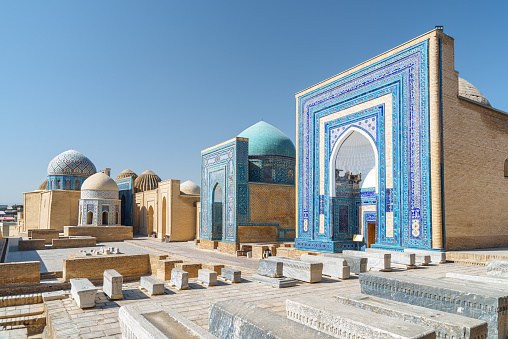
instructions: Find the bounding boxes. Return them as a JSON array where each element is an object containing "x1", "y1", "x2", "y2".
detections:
[
  {"x1": 70, "y1": 278, "x2": 97, "y2": 308},
  {"x1": 266, "y1": 257, "x2": 322, "y2": 283},
  {"x1": 198, "y1": 269, "x2": 217, "y2": 286},
  {"x1": 342, "y1": 250, "x2": 391, "y2": 271},
  {"x1": 404, "y1": 249, "x2": 446, "y2": 264},
  {"x1": 119, "y1": 303, "x2": 215, "y2": 339},
  {"x1": 201, "y1": 263, "x2": 224, "y2": 275},
  {"x1": 140, "y1": 276, "x2": 164, "y2": 296},
  {"x1": 335, "y1": 292, "x2": 488, "y2": 339},
  {"x1": 220, "y1": 267, "x2": 241, "y2": 283},
  {"x1": 360, "y1": 271, "x2": 508, "y2": 339},
  {"x1": 446, "y1": 272, "x2": 508, "y2": 286},
  {"x1": 366, "y1": 248, "x2": 416, "y2": 266},
  {"x1": 486, "y1": 259, "x2": 508, "y2": 277},
  {"x1": 252, "y1": 274, "x2": 296, "y2": 288},
  {"x1": 155, "y1": 259, "x2": 183, "y2": 281},
  {"x1": 174, "y1": 263, "x2": 201, "y2": 278},
  {"x1": 169, "y1": 268, "x2": 189, "y2": 290},
  {"x1": 257, "y1": 259, "x2": 283, "y2": 277},
  {"x1": 42, "y1": 291, "x2": 67, "y2": 302},
  {"x1": 300, "y1": 254, "x2": 350, "y2": 279},
  {"x1": 320, "y1": 253, "x2": 367, "y2": 274},
  {"x1": 209, "y1": 299, "x2": 334, "y2": 338},
  {"x1": 251, "y1": 245, "x2": 269, "y2": 259},
  {"x1": 103, "y1": 269, "x2": 123, "y2": 300},
  {"x1": 287, "y1": 296, "x2": 436, "y2": 339}
]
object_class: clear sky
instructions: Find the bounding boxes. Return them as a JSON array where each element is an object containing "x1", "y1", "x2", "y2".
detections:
[{"x1": 1, "y1": 1, "x2": 507, "y2": 204}]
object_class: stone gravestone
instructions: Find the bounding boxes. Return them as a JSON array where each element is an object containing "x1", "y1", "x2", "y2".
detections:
[
  {"x1": 198, "y1": 269, "x2": 218, "y2": 287},
  {"x1": 103, "y1": 269, "x2": 123, "y2": 300},
  {"x1": 486, "y1": 259, "x2": 508, "y2": 277},
  {"x1": 140, "y1": 276, "x2": 164, "y2": 296},
  {"x1": 70, "y1": 278, "x2": 97, "y2": 308},
  {"x1": 320, "y1": 253, "x2": 368, "y2": 274},
  {"x1": 266, "y1": 257, "x2": 322, "y2": 283},
  {"x1": 220, "y1": 268, "x2": 241, "y2": 283},
  {"x1": 169, "y1": 268, "x2": 189, "y2": 290},
  {"x1": 299, "y1": 254, "x2": 350, "y2": 279}
]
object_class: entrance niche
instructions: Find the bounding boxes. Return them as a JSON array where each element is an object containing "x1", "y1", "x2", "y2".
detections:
[
  {"x1": 86, "y1": 211, "x2": 93, "y2": 225},
  {"x1": 102, "y1": 211, "x2": 109, "y2": 225},
  {"x1": 161, "y1": 197, "x2": 167, "y2": 239},
  {"x1": 121, "y1": 195, "x2": 126, "y2": 225},
  {"x1": 211, "y1": 183, "x2": 223, "y2": 241},
  {"x1": 330, "y1": 128, "x2": 378, "y2": 241},
  {"x1": 148, "y1": 206, "x2": 154, "y2": 236}
]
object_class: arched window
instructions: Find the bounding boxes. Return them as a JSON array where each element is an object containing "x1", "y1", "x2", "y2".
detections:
[
  {"x1": 504, "y1": 159, "x2": 508, "y2": 177},
  {"x1": 86, "y1": 211, "x2": 93, "y2": 225},
  {"x1": 102, "y1": 211, "x2": 109, "y2": 225},
  {"x1": 115, "y1": 212, "x2": 119, "y2": 225},
  {"x1": 75, "y1": 179, "x2": 80, "y2": 190},
  {"x1": 65, "y1": 180, "x2": 71, "y2": 190}
]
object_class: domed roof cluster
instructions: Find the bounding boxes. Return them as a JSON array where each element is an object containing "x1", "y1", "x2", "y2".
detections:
[
  {"x1": 458, "y1": 77, "x2": 491, "y2": 106},
  {"x1": 180, "y1": 180, "x2": 200, "y2": 195},
  {"x1": 81, "y1": 172, "x2": 119, "y2": 192},
  {"x1": 134, "y1": 170, "x2": 161, "y2": 192},
  {"x1": 115, "y1": 169, "x2": 138, "y2": 181},
  {"x1": 38, "y1": 179, "x2": 48, "y2": 191},
  {"x1": 238, "y1": 121, "x2": 296, "y2": 158},
  {"x1": 47, "y1": 150, "x2": 96, "y2": 177}
]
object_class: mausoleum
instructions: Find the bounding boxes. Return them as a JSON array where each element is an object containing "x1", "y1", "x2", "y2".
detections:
[{"x1": 78, "y1": 172, "x2": 121, "y2": 226}]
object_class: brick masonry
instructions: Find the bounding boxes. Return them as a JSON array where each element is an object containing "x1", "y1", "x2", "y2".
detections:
[
  {"x1": 64, "y1": 226, "x2": 133, "y2": 242},
  {"x1": 0, "y1": 262, "x2": 40, "y2": 287},
  {"x1": 63, "y1": 254, "x2": 150, "y2": 281}
]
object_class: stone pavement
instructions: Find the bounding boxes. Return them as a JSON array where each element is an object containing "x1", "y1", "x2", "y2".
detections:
[{"x1": 42, "y1": 239, "x2": 487, "y2": 338}]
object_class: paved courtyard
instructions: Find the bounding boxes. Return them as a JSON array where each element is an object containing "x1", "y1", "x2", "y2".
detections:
[{"x1": 37, "y1": 238, "x2": 488, "y2": 339}]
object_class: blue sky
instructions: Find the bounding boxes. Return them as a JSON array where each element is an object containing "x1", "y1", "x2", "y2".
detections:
[{"x1": 1, "y1": 1, "x2": 507, "y2": 204}]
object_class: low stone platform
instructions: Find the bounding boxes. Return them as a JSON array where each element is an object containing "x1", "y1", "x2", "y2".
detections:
[
  {"x1": 334, "y1": 292, "x2": 488, "y2": 339},
  {"x1": 287, "y1": 296, "x2": 436, "y2": 339},
  {"x1": 209, "y1": 299, "x2": 334, "y2": 338},
  {"x1": 266, "y1": 257, "x2": 322, "y2": 283},
  {"x1": 252, "y1": 274, "x2": 296, "y2": 288}
]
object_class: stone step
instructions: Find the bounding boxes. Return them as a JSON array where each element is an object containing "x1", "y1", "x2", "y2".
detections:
[
  {"x1": 0, "y1": 294, "x2": 43, "y2": 307},
  {"x1": 0, "y1": 313, "x2": 46, "y2": 335},
  {"x1": 0, "y1": 304, "x2": 44, "y2": 320}
]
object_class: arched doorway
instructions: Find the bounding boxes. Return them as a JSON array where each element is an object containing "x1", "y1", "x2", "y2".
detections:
[
  {"x1": 86, "y1": 211, "x2": 93, "y2": 225},
  {"x1": 102, "y1": 211, "x2": 109, "y2": 225},
  {"x1": 121, "y1": 195, "x2": 126, "y2": 225},
  {"x1": 115, "y1": 212, "x2": 119, "y2": 225},
  {"x1": 211, "y1": 183, "x2": 223, "y2": 241},
  {"x1": 161, "y1": 197, "x2": 167, "y2": 240},
  {"x1": 330, "y1": 128, "x2": 378, "y2": 246},
  {"x1": 148, "y1": 206, "x2": 154, "y2": 236}
]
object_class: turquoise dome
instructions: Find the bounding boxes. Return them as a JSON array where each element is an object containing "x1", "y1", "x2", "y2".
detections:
[
  {"x1": 47, "y1": 149, "x2": 96, "y2": 177},
  {"x1": 237, "y1": 121, "x2": 296, "y2": 158}
]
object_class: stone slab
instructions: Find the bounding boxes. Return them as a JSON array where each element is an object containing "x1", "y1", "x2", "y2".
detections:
[
  {"x1": 169, "y1": 268, "x2": 189, "y2": 290},
  {"x1": 300, "y1": 254, "x2": 350, "y2": 279},
  {"x1": 197, "y1": 269, "x2": 217, "y2": 286},
  {"x1": 220, "y1": 268, "x2": 241, "y2": 283},
  {"x1": 209, "y1": 299, "x2": 334, "y2": 339},
  {"x1": 266, "y1": 257, "x2": 322, "y2": 283},
  {"x1": 119, "y1": 303, "x2": 215, "y2": 339},
  {"x1": 286, "y1": 296, "x2": 436, "y2": 339},
  {"x1": 446, "y1": 272, "x2": 508, "y2": 286},
  {"x1": 366, "y1": 248, "x2": 416, "y2": 266},
  {"x1": 251, "y1": 274, "x2": 296, "y2": 288},
  {"x1": 257, "y1": 259, "x2": 282, "y2": 278},
  {"x1": 334, "y1": 292, "x2": 488, "y2": 339},
  {"x1": 42, "y1": 291, "x2": 67, "y2": 302},
  {"x1": 343, "y1": 250, "x2": 391, "y2": 270},
  {"x1": 320, "y1": 253, "x2": 368, "y2": 274},
  {"x1": 140, "y1": 276, "x2": 164, "y2": 296},
  {"x1": 404, "y1": 248, "x2": 446, "y2": 264},
  {"x1": 103, "y1": 269, "x2": 123, "y2": 300},
  {"x1": 486, "y1": 259, "x2": 508, "y2": 277},
  {"x1": 359, "y1": 271, "x2": 508, "y2": 339},
  {"x1": 70, "y1": 278, "x2": 97, "y2": 308}
]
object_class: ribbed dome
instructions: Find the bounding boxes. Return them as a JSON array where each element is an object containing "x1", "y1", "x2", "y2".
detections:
[
  {"x1": 115, "y1": 169, "x2": 138, "y2": 181},
  {"x1": 38, "y1": 179, "x2": 48, "y2": 191},
  {"x1": 238, "y1": 121, "x2": 296, "y2": 158},
  {"x1": 134, "y1": 170, "x2": 161, "y2": 192},
  {"x1": 458, "y1": 77, "x2": 491, "y2": 106},
  {"x1": 180, "y1": 180, "x2": 200, "y2": 195},
  {"x1": 81, "y1": 172, "x2": 119, "y2": 192},
  {"x1": 47, "y1": 150, "x2": 96, "y2": 177}
]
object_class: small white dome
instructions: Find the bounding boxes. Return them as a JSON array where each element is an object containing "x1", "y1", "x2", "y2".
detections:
[
  {"x1": 180, "y1": 180, "x2": 200, "y2": 195},
  {"x1": 458, "y1": 77, "x2": 491, "y2": 106},
  {"x1": 81, "y1": 172, "x2": 119, "y2": 192}
]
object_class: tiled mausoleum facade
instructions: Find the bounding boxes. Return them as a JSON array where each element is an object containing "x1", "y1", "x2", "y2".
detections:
[{"x1": 295, "y1": 28, "x2": 508, "y2": 251}]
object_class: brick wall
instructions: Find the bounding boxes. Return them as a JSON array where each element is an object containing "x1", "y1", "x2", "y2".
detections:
[
  {"x1": 63, "y1": 254, "x2": 150, "y2": 281},
  {"x1": 51, "y1": 237, "x2": 96, "y2": 248},
  {"x1": 217, "y1": 241, "x2": 238, "y2": 255},
  {"x1": 238, "y1": 225, "x2": 277, "y2": 243},
  {"x1": 0, "y1": 262, "x2": 40, "y2": 287},
  {"x1": 64, "y1": 226, "x2": 133, "y2": 242},
  {"x1": 29, "y1": 229, "x2": 60, "y2": 244},
  {"x1": 18, "y1": 239, "x2": 46, "y2": 251}
]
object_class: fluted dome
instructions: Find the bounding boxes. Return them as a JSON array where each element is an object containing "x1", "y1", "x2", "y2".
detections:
[
  {"x1": 81, "y1": 172, "x2": 119, "y2": 192},
  {"x1": 238, "y1": 121, "x2": 296, "y2": 158},
  {"x1": 38, "y1": 179, "x2": 48, "y2": 191},
  {"x1": 458, "y1": 77, "x2": 491, "y2": 106},
  {"x1": 134, "y1": 170, "x2": 161, "y2": 192},
  {"x1": 115, "y1": 169, "x2": 138, "y2": 181},
  {"x1": 180, "y1": 180, "x2": 200, "y2": 195},
  {"x1": 47, "y1": 150, "x2": 96, "y2": 177}
]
